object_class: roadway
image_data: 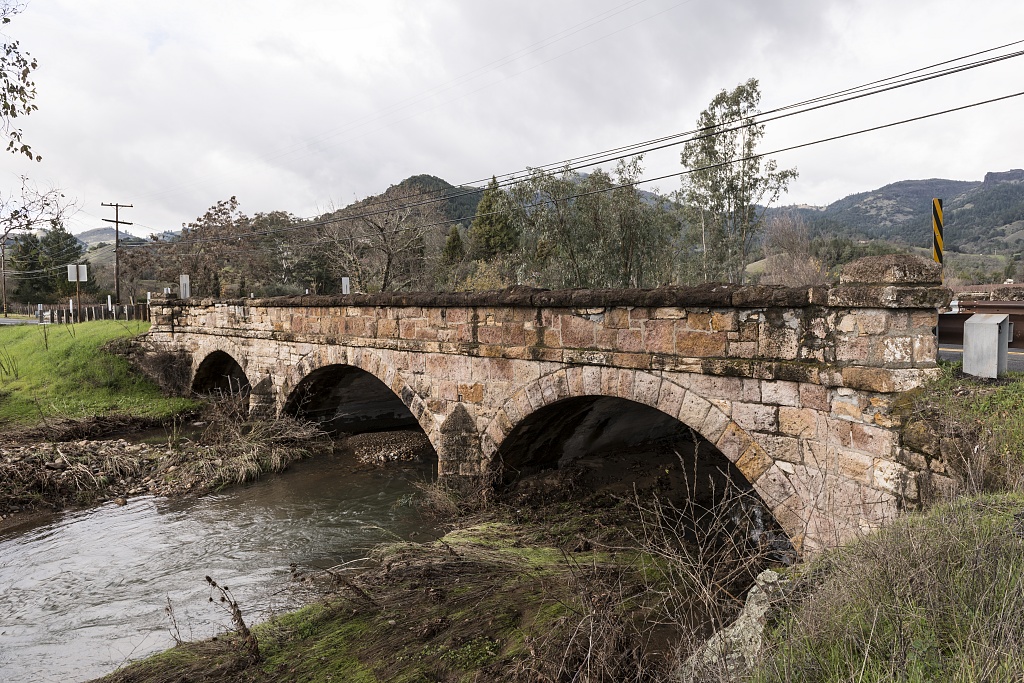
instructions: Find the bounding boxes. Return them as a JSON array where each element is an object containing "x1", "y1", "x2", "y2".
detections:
[
  {"x1": 0, "y1": 317, "x2": 36, "y2": 325},
  {"x1": 939, "y1": 344, "x2": 1024, "y2": 373}
]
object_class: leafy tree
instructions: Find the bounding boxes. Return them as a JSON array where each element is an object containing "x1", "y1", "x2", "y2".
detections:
[
  {"x1": 1, "y1": 2, "x2": 39, "y2": 160},
  {"x1": 505, "y1": 156, "x2": 674, "y2": 289},
  {"x1": 679, "y1": 78, "x2": 797, "y2": 283},
  {"x1": 468, "y1": 177, "x2": 518, "y2": 260}
]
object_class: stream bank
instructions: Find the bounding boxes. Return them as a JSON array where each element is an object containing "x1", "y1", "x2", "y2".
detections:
[{"x1": 95, "y1": 435, "x2": 781, "y2": 683}]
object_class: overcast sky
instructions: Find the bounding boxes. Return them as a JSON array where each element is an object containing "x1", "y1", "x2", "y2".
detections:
[{"x1": 2, "y1": 0, "x2": 1023, "y2": 238}]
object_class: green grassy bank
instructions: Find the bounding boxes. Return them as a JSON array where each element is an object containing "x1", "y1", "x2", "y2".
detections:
[{"x1": 0, "y1": 320, "x2": 194, "y2": 427}]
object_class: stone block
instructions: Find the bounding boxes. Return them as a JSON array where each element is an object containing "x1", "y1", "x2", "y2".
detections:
[
  {"x1": 652, "y1": 307, "x2": 687, "y2": 319},
  {"x1": 913, "y1": 334, "x2": 937, "y2": 364},
  {"x1": 741, "y1": 379, "x2": 761, "y2": 402},
  {"x1": 755, "y1": 464, "x2": 796, "y2": 507},
  {"x1": 617, "y1": 368, "x2": 636, "y2": 400},
  {"x1": 754, "y1": 434, "x2": 802, "y2": 464},
  {"x1": 732, "y1": 402, "x2": 778, "y2": 432},
  {"x1": 736, "y1": 442, "x2": 775, "y2": 482},
  {"x1": 878, "y1": 336, "x2": 913, "y2": 366},
  {"x1": 761, "y1": 380, "x2": 800, "y2": 406},
  {"x1": 699, "y1": 406, "x2": 731, "y2": 442},
  {"x1": 779, "y1": 407, "x2": 818, "y2": 438},
  {"x1": 798, "y1": 383, "x2": 828, "y2": 411},
  {"x1": 643, "y1": 319, "x2": 676, "y2": 354},
  {"x1": 611, "y1": 352, "x2": 651, "y2": 370},
  {"x1": 561, "y1": 315, "x2": 597, "y2": 348},
  {"x1": 836, "y1": 449, "x2": 873, "y2": 484},
  {"x1": 851, "y1": 423, "x2": 897, "y2": 457},
  {"x1": 872, "y1": 458, "x2": 909, "y2": 495},
  {"x1": 711, "y1": 311, "x2": 739, "y2": 332},
  {"x1": 676, "y1": 331, "x2": 727, "y2": 357},
  {"x1": 616, "y1": 328, "x2": 643, "y2": 353},
  {"x1": 604, "y1": 308, "x2": 630, "y2": 329},
  {"x1": 633, "y1": 372, "x2": 662, "y2": 407},
  {"x1": 595, "y1": 328, "x2": 617, "y2": 350},
  {"x1": 687, "y1": 312, "x2": 713, "y2": 330},
  {"x1": 727, "y1": 341, "x2": 757, "y2": 358},
  {"x1": 716, "y1": 422, "x2": 754, "y2": 462},
  {"x1": 581, "y1": 365, "x2": 602, "y2": 395},
  {"x1": 565, "y1": 365, "x2": 585, "y2": 397},
  {"x1": 670, "y1": 390, "x2": 707, "y2": 431},
  {"x1": 656, "y1": 380, "x2": 687, "y2": 418}
]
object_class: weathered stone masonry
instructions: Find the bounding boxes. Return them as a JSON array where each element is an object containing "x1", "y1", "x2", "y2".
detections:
[{"x1": 145, "y1": 255, "x2": 949, "y2": 552}]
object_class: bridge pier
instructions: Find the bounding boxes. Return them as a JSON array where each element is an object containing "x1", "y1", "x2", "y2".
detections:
[{"x1": 145, "y1": 255, "x2": 949, "y2": 553}]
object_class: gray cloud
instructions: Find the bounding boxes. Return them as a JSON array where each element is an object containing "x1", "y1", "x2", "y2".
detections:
[{"x1": 3, "y1": 0, "x2": 1022, "y2": 236}]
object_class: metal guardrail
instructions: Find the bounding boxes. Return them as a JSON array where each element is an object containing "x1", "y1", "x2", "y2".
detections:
[{"x1": 939, "y1": 300, "x2": 1024, "y2": 349}]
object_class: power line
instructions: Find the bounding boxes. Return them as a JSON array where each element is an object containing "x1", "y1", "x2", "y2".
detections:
[
  {"x1": 124, "y1": 87, "x2": 1024, "y2": 253},
  {"x1": 215, "y1": 36, "x2": 1024, "y2": 229}
]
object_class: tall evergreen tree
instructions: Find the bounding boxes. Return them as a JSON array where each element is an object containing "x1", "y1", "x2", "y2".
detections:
[
  {"x1": 39, "y1": 223, "x2": 87, "y2": 297},
  {"x1": 441, "y1": 225, "x2": 465, "y2": 265},
  {"x1": 468, "y1": 177, "x2": 518, "y2": 260},
  {"x1": 8, "y1": 231, "x2": 44, "y2": 300}
]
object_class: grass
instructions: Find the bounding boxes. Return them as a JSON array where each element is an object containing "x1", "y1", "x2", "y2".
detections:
[
  {"x1": 0, "y1": 320, "x2": 195, "y2": 426},
  {"x1": 750, "y1": 493, "x2": 1024, "y2": 683},
  {"x1": 898, "y1": 361, "x2": 1024, "y2": 494}
]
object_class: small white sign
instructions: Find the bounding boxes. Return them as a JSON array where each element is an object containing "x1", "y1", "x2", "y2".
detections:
[
  {"x1": 179, "y1": 274, "x2": 191, "y2": 299},
  {"x1": 342, "y1": 276, "x2": 351, "y2": 295},
  {"x1": 67, "y1": 264, "x2": 87, "y2": 282}
]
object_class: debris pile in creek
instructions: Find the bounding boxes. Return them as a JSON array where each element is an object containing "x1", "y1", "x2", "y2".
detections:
[{"x1": 0, "y1": 415, "x2": 331, "y2": 523}]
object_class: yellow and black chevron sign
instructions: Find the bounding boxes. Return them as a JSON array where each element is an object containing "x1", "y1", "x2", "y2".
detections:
[{"x1": 932, "y1": 198, "x2": 944, "y2": 264}]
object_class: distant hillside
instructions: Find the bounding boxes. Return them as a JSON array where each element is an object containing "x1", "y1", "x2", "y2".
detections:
[
  {"x1": 74, "y1": 227, "x2": 147, "y2": 247},
  {"x1": 774, "y1": 169, "x2": 1024, "y2": 255},
  {"x1": 324, "y1": 174, "x2": 483, "y2": 226}
]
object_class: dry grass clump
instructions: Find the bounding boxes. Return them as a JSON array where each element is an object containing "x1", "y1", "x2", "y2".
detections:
[
  {"x1": 161, "y1": 398, "x2": 331, "y2": 492},
  {"x1": 751, "y1": 494, "x2": 1024, "y2": 683}
]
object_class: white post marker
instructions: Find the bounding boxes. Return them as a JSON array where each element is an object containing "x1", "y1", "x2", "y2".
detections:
[{"x1": 342, "y1": 277, "x2": 351, "y2": 295}]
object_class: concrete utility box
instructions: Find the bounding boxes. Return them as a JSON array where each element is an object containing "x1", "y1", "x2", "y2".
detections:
[{"x1": 963, "y1": 313, "x2": 1011, "y2": 378}]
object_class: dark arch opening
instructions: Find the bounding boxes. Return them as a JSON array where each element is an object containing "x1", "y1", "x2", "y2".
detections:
[
  {"x1": 497, "y1": 395, "x2": 791, "y2": 557},
  {"x1": 192, "y1": 351, "x2": 251, "y2": 398},
  {"x1": 284, "y1": 365, "x2": 420, "y2": 434},
  {"x1": 284, "y1": 364, "x2": 437, "y2": 468}
]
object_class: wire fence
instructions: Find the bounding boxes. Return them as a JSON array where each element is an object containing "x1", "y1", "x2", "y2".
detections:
[{"x1": 4, "y1": 301, "x2": 150, "y2": 324}]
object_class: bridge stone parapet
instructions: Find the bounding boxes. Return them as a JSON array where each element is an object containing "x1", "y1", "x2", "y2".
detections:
[{"x1": 145, "y1": 255, "x2": 949, "y2": 552}]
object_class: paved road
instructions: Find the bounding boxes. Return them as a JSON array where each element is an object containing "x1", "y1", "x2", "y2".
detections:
[
  {"x1": 0, "y1": 317, "x2": 36, "y2": 325},
  {"x1": 939, "y1": 344, "x2": 1024, "y2": 373}
]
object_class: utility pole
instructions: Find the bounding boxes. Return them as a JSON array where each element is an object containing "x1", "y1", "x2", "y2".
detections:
[{"x1": 102, "y1": 202, "x2": 133, "y2": 305}]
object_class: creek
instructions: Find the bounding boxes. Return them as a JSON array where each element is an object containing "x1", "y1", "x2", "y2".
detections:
[{"x1": 0, "y1": 451, "x2": 434, "y2": 683}]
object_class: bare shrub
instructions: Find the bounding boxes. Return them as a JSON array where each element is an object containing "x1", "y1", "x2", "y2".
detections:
[
  {"x1": 759, "y1": 213, "x2": 829, "y2": 286},
  {"x1": 510, "y1": 464, "x2": 789, "y2": 683}
]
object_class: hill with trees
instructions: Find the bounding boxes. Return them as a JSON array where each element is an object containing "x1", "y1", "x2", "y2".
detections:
[{"x1": 775, "y1": 169, "x2": 1024, "y2": 256}]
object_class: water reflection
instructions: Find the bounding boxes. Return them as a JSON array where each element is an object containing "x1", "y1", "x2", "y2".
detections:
[{"x1": 0, "y1": 453, "x2": 432, "y2": 683}]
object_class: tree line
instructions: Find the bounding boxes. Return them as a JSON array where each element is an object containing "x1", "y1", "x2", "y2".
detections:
[{"x1": 114, "y1": 79, "x2": 830, "y2": 299}]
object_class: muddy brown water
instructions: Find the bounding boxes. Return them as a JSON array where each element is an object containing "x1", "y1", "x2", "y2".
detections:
[{"x1": 0, "y1": 448, "x2": 435, "y2": 683}]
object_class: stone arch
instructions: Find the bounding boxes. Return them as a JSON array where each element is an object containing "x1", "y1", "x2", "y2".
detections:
[
  {"x1": 190, "y1": 340, "x2": 255, "y2": 397},
  {"x1": 282, "y1": 345, "x2": 442, "y2": 454},
  {"x1": 481, "y1": 366, "x2": 793, "y2": 539}
]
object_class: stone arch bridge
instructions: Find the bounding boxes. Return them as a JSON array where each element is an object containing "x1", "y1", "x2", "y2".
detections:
[{"x1": 143, "y1": 256, "x2": 949, "y2": 552}]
